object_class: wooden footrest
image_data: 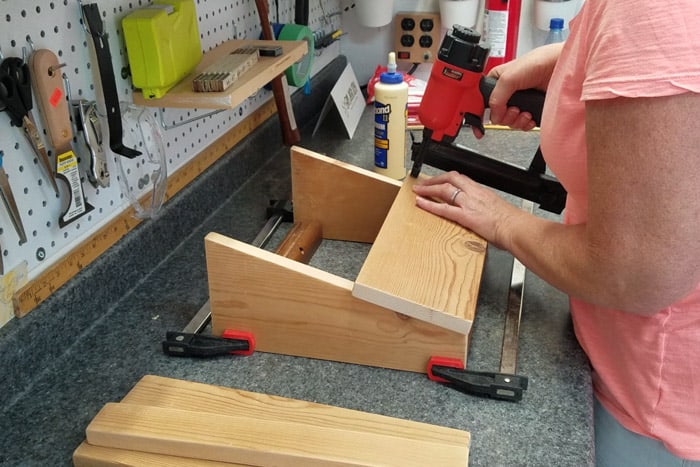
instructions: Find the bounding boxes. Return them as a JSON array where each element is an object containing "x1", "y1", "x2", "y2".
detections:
[{"x1": 206, "y1": 146, "x2": 486, "y2": 372}]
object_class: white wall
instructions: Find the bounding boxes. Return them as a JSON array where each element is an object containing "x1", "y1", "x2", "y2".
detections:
[{"x1": 339, "y1": 0, "x2": 582, "y2": 85}]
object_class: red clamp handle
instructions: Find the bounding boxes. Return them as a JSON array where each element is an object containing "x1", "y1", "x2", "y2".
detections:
[
  {"x1": 427, "y1": 356, "x2": 464, "y2": 382},
  {"x1": 222, "y1": 329, "x2": 256, "y2": 356}
]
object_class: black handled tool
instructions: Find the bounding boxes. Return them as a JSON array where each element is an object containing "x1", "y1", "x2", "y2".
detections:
[
  {"x1": 0, "y1": 56, "x2": 60, "y2": 195},
  {"x1": 162, "y1": 330, "x2": 255, "y2": 358},
  {"x1": 80, "y1": 2, "x2": 141, "y2": 159},
  {"x1": 429, "y1": 358, "x2": 529, "y2": 402}
]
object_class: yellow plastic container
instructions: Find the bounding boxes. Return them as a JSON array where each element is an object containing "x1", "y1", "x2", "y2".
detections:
[{"x1": 122, "y1": 0, "x2": 202, "y2": 99}]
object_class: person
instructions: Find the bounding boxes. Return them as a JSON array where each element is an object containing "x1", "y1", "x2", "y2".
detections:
[{"x1": 412, "y1": 1, "x2": 700, "y2": 465}]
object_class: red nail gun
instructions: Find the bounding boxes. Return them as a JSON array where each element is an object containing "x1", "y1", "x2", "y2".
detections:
[{"x1": 410, "y1": 26, "x2": 566, "y2": 213}]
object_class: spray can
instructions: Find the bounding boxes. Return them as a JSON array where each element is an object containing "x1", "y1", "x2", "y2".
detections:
[{"x1": 374, "y1": 52, "x2": 408, "y2": 179}]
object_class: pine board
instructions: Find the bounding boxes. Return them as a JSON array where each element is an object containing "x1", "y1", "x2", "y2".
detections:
[
  {"x1": 82, "y1": 375, "x2": 470, "y2": 467},
  {"x1": 73, "y1": 441, "x2": 246, "y2": 466},
  {"x1": 290, "y1": 146, "x2": 401, "y2": 243},
  {"x1": 206, "y1": 232, "x2": 468, "y2": 372},
  {"x1": 352, "y1": 177, "x2": 487, "y2": 335},
  {"x1": 121, "y1": 375, "x2": 469, "y2": 446}
]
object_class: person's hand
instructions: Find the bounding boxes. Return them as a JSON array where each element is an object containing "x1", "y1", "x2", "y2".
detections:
[
  {"x1": 473, "y1": 43, "x2": 563, "y2": 138},
  {"x1": 412, "y1": 171, "x2": 522, "y2": 250}
]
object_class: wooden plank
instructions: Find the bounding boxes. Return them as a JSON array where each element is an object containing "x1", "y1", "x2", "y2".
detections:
[
  {"x1": 205, "y1": 232, "x2": 467, "y2": 372},
  {"x1": 12, "y1": 100, "x2": 276, "y2": 318},
  {"x1": 73, "y1": 441, "x2": 246, "y2": 467},
  {"x1": 85, "y1": 402, "x2": 469, "y2": 466},
  {"x1": 121, "y1": 375, "x2": 469, "y2": 447},
  {"x1": 352, "y1": 177, "x2": 487, "y2": 335},
  {"x1": 133, "y1": 40, "x2": 307, "y2": 109},
  {"x1": 290, "y1": 146, "x2": 401, "y2": 243}
]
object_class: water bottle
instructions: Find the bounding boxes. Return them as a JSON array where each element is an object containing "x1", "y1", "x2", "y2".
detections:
[{"x1": 545, "y1": 17, "x2": 565, "y2": 45}]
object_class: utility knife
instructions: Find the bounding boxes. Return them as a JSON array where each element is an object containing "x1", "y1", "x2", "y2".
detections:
[{"x1": 72, "y1": 99, "x2": 109, "y2": 188}]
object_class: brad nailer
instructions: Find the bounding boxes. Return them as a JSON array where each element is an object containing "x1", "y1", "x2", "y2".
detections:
[{"x1": 409, "y1": 25, "x2": 566, "y2": 213}]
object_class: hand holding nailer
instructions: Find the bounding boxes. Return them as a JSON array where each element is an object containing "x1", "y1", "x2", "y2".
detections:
[
  {"x1": 484, "y1": 42, "x2": 564, "y2": 134},
  {"x1": 411, "y1": 26, "x2": 547, "y2": 177},
  {"x1": 409, "y1": 26, "x2": 567, "y2": 214}
]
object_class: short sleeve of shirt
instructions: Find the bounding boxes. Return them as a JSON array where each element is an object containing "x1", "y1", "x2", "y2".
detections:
[{"x1": 579, "y1": 1, "x2": 700, "y2": 101}]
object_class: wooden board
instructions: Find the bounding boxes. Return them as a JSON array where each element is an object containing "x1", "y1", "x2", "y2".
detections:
[
  {"x1": 121, "y1": 375, "x2": 469, "y2": 446},
  {"x1": 290, "y1": 146, "x2": 401, "y2": 243},
  {"x1": 133, "y1": 40, "x2": 307, "y2": 109},
  {"x1": 352, "y1": 177, "x2": 487, "y2": 335},
  {"x1": 206, "y1": 232, "x2": 467, "y2": 372},
  {"x1": 73, "y1": 442, "x2": 246, "y2": 467},
  {"x1": 82, "y1": 375, "x2": 470, "y2": 467}
]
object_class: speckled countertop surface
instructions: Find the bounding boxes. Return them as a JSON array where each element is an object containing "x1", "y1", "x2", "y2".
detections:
[{"x1": 0, "y1": 56, "x2": 593, "y2": 466}]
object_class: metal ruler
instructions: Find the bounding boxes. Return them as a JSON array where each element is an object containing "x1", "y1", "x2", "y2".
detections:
[{"x1": 500, "y1": 199, "x2": 533, "y2": 375}]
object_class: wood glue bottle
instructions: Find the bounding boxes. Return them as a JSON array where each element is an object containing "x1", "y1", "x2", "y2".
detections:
[{"x1": 374, "y1": 52, "x2": 408, "y2": 179}]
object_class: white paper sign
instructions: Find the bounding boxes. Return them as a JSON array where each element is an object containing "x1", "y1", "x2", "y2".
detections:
[{"x1": 312, "y1": 63, "x2": 364, "y2": 139}]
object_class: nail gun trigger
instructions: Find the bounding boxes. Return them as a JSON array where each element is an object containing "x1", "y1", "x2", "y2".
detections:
[{"x1": 464, "y1": 113, "x2": 485, "y2": 135}]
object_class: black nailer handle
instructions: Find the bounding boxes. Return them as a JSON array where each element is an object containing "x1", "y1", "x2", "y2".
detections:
[{"x1": 479, "y1": 76, "x2": 546, "y2": 127}]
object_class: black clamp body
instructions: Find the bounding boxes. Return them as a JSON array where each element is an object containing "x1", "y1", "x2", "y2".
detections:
[
  {"x1": 429, "y1": 363, "x2": 529, "y2": 402},
  {"x1": 162, "y1": 331, "x2": 254, "y2": 358}
]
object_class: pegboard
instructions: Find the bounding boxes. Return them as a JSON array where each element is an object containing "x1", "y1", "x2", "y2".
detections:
[{"x1": 0, "y1": 0, "x2": 341, "y2": 282}]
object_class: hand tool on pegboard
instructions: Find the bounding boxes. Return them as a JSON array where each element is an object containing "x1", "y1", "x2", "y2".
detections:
[
  {"x1": 0, "y1": 54, "x2": 60, "y2": 196},
  {"x1": 79, "y1": 0, "x2": 141, "y2": 159},
  {"x1": 29, "y1": 46, "x2": 94, "y2": 227},
  {"x1": 295, "y1": 0, "x2": 309, "y2": 25},
  {"x1": 0, "y1": 149, "x2": 27, "y2": 245},
  {"x1": 255, "y1": 0, "x2": 301, "y2": 146},
  {"x1": 71, "y1": 98, "x2": 110, "y2": 188}
]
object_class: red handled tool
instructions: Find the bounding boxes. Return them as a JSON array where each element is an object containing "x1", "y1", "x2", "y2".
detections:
[{"x1": 411, "y1": 25, "x2": 544, "y2": 174}]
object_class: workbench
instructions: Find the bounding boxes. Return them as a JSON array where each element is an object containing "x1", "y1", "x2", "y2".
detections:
[{"x1": 0, "y1": 56, "x2": 593, "y2": 466}]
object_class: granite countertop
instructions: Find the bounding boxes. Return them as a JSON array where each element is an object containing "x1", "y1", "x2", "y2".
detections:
[{"x1": 0, "y1": 56, "x2": 593, "y2": 466}]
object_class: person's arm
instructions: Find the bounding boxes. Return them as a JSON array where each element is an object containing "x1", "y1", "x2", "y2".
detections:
[{"x1": 414, "y1": 92, "x2": 700, "y2": 315}]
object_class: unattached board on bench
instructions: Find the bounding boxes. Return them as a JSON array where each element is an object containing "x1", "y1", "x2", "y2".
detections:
[{"x1": 74, "y1": 375, "x2": 471, "y2": 466}]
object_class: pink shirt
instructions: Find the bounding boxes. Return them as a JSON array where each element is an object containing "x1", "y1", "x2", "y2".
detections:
[{"x1": 540, "y1": 0, "x2": 700, "y2": 459}]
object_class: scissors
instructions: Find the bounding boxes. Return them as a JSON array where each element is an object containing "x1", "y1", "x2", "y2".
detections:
[{"x1": 0, "y1": 56, "x2": 60, "y2": 195}]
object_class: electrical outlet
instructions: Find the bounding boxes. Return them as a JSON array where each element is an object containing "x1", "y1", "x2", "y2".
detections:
[{"x1": 394, "y1": 12, "x2": 441, "y2": 63}]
